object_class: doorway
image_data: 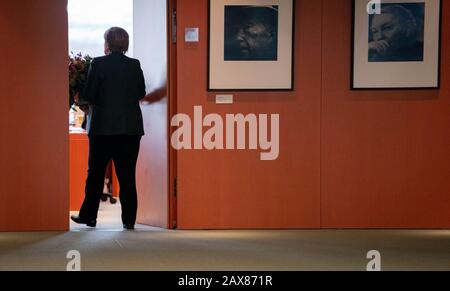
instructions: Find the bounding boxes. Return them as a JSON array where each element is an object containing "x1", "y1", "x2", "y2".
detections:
[{"x1": 68, "y1": 0, "x2": 177, "y2": 230}]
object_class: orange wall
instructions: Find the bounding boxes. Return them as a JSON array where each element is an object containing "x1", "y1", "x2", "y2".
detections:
[
  {"x1": 69, "y1": 133, "x2": 89, "y2": 212},
  {"x1": 1, "y1": 0, "x2": 448, "y2": 231},
  {"x1": 176, "y1": 0, "x2": 450, "y2": 229},
  {"x1": 0, "y1": 0, "x2": 69, "y2": 231},
  {"x1": 321, "y1": 0, "x2": 450, "y2": 228},
  {"x1": 177, "y1": 0, "x2": 322, "y2": 229}
]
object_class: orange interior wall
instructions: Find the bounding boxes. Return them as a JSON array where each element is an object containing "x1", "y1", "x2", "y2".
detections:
[
  {"x1": 0, "y1": 0, "x2": 69, "y2": 231},
  {"x1": 176, "y1": 0, "x2": 450, "y2": 229},
  {"x1": 69, "y1": 133, "x2": 88, "y2": 211},
  {"x1": 321, "y1": 0, "x2": 450, "y2": 228},
  {"x1": 176, "y1": 0, "x2": 322, "y2": 229},
  {"x1": 1, "y1": 0, "x2": 448, "y2": 231}
]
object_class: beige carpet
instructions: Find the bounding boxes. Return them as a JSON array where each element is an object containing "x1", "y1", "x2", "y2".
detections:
[{"x1": 0, "y1": 202, "x2": 449, "y2": 271}]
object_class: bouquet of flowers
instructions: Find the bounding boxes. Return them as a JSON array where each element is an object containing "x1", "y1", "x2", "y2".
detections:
[{"x1": 69, "y1": 52, "x2": 93, "y2": 110}]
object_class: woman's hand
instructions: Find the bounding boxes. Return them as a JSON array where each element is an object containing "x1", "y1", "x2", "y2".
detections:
[{"x1": 140, "y1": 83, "x2": 167, "y2": 105}]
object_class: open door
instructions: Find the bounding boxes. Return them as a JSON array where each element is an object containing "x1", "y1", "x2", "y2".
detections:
[{"x1": 133, "y1": 0, "x2": 176, "y2": 228}]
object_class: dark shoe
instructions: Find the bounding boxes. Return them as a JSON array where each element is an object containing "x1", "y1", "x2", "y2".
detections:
[
  {"x1": 71, "y1": 215, "x2": 97, "y2": 227},
  {"x1": 123, "y1": 224, "x2": 135, "y2": 230}
]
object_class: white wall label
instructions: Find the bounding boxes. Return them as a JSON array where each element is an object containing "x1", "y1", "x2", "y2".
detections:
[
  {"x1": 185, "y1": 28, "x2": 199, "y2": 42},
  {"x1": 216, "y1": 95, "x2": 233, "y2": 104}
]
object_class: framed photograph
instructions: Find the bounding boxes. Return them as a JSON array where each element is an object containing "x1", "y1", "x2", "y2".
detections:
[
  {"x1": 352, "y1": 0, "x2": 441, "y2": 89},
  {"x1": 208, "y1": 0, "x2": 295, "y2": 91}
]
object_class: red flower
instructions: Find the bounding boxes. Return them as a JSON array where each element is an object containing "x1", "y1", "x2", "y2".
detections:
[{"x1": 69, "y1": 52, "x2": 93, "y2": 109}]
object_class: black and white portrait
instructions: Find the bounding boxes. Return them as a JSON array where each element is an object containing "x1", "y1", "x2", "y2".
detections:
[
  {"x1": 224, "y1": 5, "x2": 278, "y2": 61},
  {"x1": 352, "y1": 0, "x2": 440, "y2": 89},
  {"x1": 209, "y1": 0, "x2": 294, "y2": 90},
  {"x1": 368, "y1": 3, "x2": 425, "y2": 62}
]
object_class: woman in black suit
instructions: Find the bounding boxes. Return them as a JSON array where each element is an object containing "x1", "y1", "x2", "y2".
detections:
[{"x1": 71, "y1": 27, "x2": 146, "y2": 230}]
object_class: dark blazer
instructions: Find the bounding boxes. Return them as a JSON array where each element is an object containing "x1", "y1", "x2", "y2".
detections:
[{"x1": 84, "y1": 52, "x2": 146, "y2": 136}]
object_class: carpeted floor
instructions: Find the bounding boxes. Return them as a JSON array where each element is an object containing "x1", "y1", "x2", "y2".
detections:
[{"x1": 0, "y1": 202, "x2": 449, "y2": 271}]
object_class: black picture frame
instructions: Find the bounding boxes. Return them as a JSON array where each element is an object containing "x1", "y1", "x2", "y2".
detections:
[
  {"x1": 351, "y1": 0, "x2": 442, "y2": 90},
  {"x1": 208, "y1": 0, "x2": 296, "y2": 91}
]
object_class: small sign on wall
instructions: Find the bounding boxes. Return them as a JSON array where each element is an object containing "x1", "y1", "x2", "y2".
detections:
[{"x1": 185, "y1": 27, "x2": 199, "y2": 43}]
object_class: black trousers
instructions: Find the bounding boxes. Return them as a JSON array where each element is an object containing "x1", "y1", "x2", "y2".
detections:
[{"x1": 79, "y1": 135, "x2": 141, "y2": 224}]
